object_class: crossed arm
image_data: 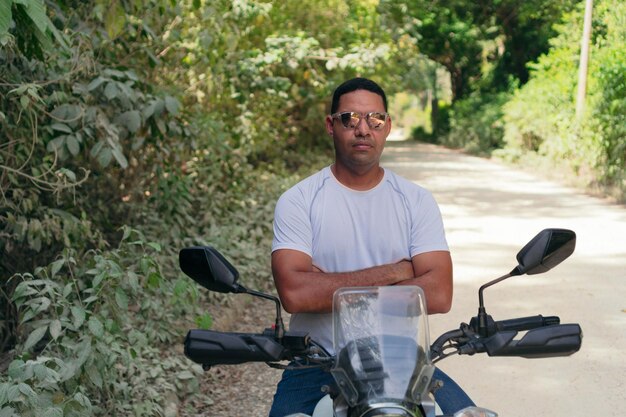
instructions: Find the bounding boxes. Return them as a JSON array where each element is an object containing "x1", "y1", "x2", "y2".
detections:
[{"x1": 271, "y1": 249, "x2": 453, "y2": 314}]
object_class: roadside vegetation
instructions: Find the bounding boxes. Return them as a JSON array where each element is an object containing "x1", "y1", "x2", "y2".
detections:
[{"x1": 1, "y1": 1, "x2": 623, "y2": 416}]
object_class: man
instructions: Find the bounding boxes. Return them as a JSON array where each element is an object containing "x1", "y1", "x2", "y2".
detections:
[{"x1": 269, "y1": 78, "x2": 465, "y2": 416}]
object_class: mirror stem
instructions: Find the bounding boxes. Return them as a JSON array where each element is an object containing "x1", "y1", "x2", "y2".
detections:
[
  {"x1": 477, "y1": 272, "x2": 512, "y2": 336},
  {"x1": 242, "y1": 288, "x2": 285, "y2": 340}
]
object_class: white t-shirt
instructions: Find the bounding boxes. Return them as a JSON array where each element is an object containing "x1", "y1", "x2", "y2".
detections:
[{"x1": 272, "y1": 166, "x2": 448, "y2": 351}]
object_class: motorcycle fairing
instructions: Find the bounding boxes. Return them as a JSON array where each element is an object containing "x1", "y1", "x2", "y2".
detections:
[{"x1": 331, "y1": 286, "x2": 432, "y2": 411}]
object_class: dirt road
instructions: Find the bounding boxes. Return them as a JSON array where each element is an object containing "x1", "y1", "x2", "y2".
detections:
[{"x1": 382, "y1": 141, "x2": 626, "y2": 417}]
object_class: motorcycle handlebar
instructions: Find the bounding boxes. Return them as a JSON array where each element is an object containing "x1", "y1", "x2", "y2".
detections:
[
  {"x1": 495, "y1": 315, "x2": 560, "y2": 332},
  {"x1": 431, "y1": 315, "x2": 577, "y2": 360}
]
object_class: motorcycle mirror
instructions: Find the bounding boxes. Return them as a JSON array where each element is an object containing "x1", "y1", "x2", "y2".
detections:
[
  {"x1": 475, "y1": 228, "x2": 576, "y2": 337},
  {"x1": 512, "y1": 228, "x2": 576, "y2": 276},
  {"x1": 179, "y1": 246, "x2": 242, "y2": 293},
  {"x1": 179, "y1": 246, "x2": 287, "y2": 339}
]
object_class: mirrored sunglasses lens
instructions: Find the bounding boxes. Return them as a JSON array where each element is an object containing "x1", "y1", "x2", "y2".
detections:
[
  {"x1": 340, "y1": 112, "x2": 360, "y2": 128},
  {"x1": 367, "y1": 112, "x2": 387, "y2": 129}
]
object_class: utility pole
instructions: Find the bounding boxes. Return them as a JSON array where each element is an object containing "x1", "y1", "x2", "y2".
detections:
[{"x1": 576, "y1": 0, "x2": 593, "y2": 120}]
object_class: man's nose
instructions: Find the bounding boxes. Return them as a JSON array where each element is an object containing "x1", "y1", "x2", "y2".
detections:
[{"x1": 353, "y1": 115, "x2": 371, "y2": 136}]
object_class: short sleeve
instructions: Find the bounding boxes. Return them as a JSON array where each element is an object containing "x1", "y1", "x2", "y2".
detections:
[
  {"x1": 272, "y1": 188, "x2": 313, "y2": 256},
  {"x1": 409, "y1": 190, "x2": 449, "y2": 257}
]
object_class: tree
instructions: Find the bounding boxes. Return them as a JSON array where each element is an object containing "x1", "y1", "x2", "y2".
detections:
[
  {"x1": 380, "y1": 0, "x2": 483, "y2": 100},
  {"x1": 379, "y1": 0, "x2": 578, "y2": 99}
]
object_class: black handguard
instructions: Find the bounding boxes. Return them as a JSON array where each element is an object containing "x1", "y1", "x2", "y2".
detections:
[
  {"x1": 482, "y1": 323, "x2": 583, "y2": 358},
  {"x1": 184, "y1": 329, "x2": 286, "y2": 366}
]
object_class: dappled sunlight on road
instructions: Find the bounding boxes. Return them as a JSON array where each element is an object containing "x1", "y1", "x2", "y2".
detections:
[{"x1": 382, "y1": 141, "x2": 626, "y2": 417}]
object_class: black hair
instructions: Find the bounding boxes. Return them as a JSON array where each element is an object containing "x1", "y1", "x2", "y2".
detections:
[{"x1": 330, "y1": 77, "x2": 388, "y2": 114}]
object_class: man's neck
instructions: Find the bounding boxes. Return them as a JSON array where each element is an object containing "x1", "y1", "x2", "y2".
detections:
[{"x1": 330, "y1": 163, "x2": 384, "y2": 191}]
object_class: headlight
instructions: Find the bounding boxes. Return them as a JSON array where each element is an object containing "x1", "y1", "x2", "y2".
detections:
[
  {"x1": 453, "y1": 406, "x2": 498, "y2": 417},
  {"x1": 361, "y1": 405, "x2": 415, "y2": 417}
]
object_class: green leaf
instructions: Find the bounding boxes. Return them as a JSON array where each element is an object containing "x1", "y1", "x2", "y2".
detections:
[
  {"x1": 86, "y1": 364, "x2": 102, "y2": 388},
  {"x1": 195, "y1": 313, "x2": 213, "y2": 330},
  {"x1": 7, "y1": 360, "x2": 24, "y2": 380},
  {"x1": 88, "y1": 317, "x2": 104, "y2": 338},
  {"x1": 103, "y1": 68, "x2": 126, "y2": 79},
  {"x1": 0, "y1": 406, "x2": 18, "y2": 417},
  {"x1": 20, "y1": 95, "x2": 29, "y2": 110},
  {"x1": 46, "y1": 136, "x2": 66, "y2": 153},
  {"x1": 13, "y1": 282, "x2": 38, "y2": 300},
  {"x1": 87, "y1": 76, "x2": 106, "y2": 91},
  {"x1": 173, "y1": 279, "x2": 188, "y2": 296},
  {"x1": 0, "y1": 383, "x2": 8, "y2": 407},
  {"x1": 49, "y1": 319, "x2": 62, "y2": 340},
  {"x1": 104, "y1": 1, "x2": 125, "y2": 40},
  {"x1": 50, "y1": 123, "x2": 72, "y2": 133},
  {"x1": 5, "y1": 385, "x2": 20, "y2": 403},
  {"x1": 70, "y1": 306, "x2": 86, "y2": 328},
  {"x1": 17, "y1": 383, "x2": 35, "y2": 398},
  {"x1": 121, "y1": 226, "x2": 132, "y2": 241},
  {"x1": 142, "y1": 101, "x2": 155, "y2": 119},
  {"x1": 176, "y1": 370, "x2": 195, "y2": 380},
  {"x1": 23, "y1": 326, "x2": 47, "y2": 351},
  {"x1": 96, "y1": 147, "x2": 112, "y2": 167},
  {"x1": 62, "y1": 283, "x2": 72, "y2": 298},
  {"x1": 90, "y1": 140, "x2": 104, "y2": 157},
  {"x1": 103, "y1": 82, "x2": 119, "y2": 100},
  {"x1": 156, "y1": 118, "x2": 167, "y2": 134},
  {"x1": 73, "y1": 392, "x2": 91, "y2": 408},
  {"x1": 117, "y1": 110, "x2": 142, "y2": 133},
  {"x1": 41, "y1": 408, "x2": 63, "y2": 417},
  {"x1": 22, "y1": 0, "x2": 49, "y2": 34},
  {"x1": 66, "y1": 135, "x2": 80, "y2": 156},
  {"x1": 164, "y1": 96, "x2": 181, "y2": 115},
  {"x1": 91, "y1": 273, "x2": 105, "y2": 288},
  {"x1": 0, "y1": 1, "x2": 12, "y2": 38},
  {"x1": 127, "y1": 271, "x2": 139, "y2": 291},
  {"x1": 50, "y1": 259, "x2": 64, "y2": 277},
  {"x1": 147, "y1": 242, "x2": 161, "y2": 252},
  {"x1": 83, "y1": 295, "x2": 98, "y2": 304},
  {"x1": 75, "y1": 337, "x2": 91, "y2": 368},
  {"x1": 33, "y1": 363, "x2": 49, "y2": 380},
  {"x1": 111, "y1": 146, "x2": 128, "y2": 169},
  {"x1": 147, "y1": 272, "x2": 161, "y2": 288},
  {"x1": 114, "y1": 287, "x2": 128, "y2": 310},
  {"x1": 58, "y1": 168, "x2": 77, "y2": 182},
  {"x1": 51, "y1": 103, "x2": 82, "y2": 121}
]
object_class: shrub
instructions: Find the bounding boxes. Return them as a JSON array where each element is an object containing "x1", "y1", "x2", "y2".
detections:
[
  {"x1": 3, "y1": 229, "x2": 202, "y2": 416},
  {"x1": 440, "y1": 92, "x2": 509, "y2": 155},
  {"x1": 500, "y1": 0, "x2": 625, "y2": 200}
]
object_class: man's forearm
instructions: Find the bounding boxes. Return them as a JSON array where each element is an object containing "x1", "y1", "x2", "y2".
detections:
[
  {"x1": 398, "y1": 251, "x2": 453, "y2": 314},
  {"x1": 275, "y1": 260, "x2": 414, "y2": 314}
]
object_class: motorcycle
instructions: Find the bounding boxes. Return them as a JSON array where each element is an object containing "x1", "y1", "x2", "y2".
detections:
[{"x1": 179, "y1": 228, "x2": 582, "y2": 417}]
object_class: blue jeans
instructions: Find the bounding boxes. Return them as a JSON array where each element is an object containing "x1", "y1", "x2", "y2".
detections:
[{"x1": 268, "y1": 367, "x2": 474, "y2": 417}]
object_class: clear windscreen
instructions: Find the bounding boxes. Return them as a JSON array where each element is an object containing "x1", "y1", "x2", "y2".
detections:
[{"x1": 331, "y1": 286, "x2": 431, "y2": 407}]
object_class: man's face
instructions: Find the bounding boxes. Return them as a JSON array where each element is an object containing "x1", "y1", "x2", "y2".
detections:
[{"x1": 326, "y1": 90, "x2": 391, "y2": 173}]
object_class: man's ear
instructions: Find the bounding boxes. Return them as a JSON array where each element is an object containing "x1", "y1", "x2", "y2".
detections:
[
  {"x1": 325, "y1": 115, "x2": 334, "y2": 136},
  {"x1": 385, "y1": 115, "x2": 392, "y2": 135}
]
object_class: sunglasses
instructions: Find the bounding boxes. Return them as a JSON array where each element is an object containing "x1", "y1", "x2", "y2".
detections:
[{"x1": 330, "y1": 111, "x2": 389, "y2": 130}]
